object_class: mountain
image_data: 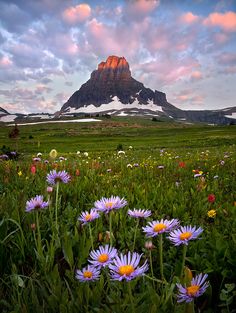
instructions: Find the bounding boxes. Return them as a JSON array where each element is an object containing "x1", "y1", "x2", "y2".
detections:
[
  {"x1": 0, "y1": 107, "x2": 9, "y2": 115},
  {"x1": 63, "y1": 56, "x2": 234, "y2": 124}
]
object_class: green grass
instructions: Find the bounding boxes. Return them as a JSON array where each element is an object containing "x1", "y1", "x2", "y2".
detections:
[{"x1": 0, "y1": 118, "x2": 236, "y2": 312}]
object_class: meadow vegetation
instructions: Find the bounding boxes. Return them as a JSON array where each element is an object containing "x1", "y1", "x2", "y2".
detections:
[{"x1": 0, "y1": 118, "x2": 235, "y2": 312}]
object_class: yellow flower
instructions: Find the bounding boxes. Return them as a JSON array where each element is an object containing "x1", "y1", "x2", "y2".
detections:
[
  {"x1": 49, "y1": 149, "x2": 58, "y2": 159},
  {"x1": 18, "y1": 171, "x2": 22, "y2": 176},
  {"x1": 207, "y1": 209, "x2": 216, "y2": 218}
]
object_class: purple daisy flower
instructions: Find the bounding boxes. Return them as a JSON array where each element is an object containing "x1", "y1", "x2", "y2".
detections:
[
  {"x1": 94, "y1": 196, "x2": 127, "y2": 214},
  {"x1": 176, "y1": 273, "x2": 209, "y2": 303},
  {"x1": 88, "y1": 245, "x2": 117, "y2": 268},
  {"x1": 168, "y1": 225, "x2": 203, "y2": 246},
  {"x1": 78, "y1": 209, "x2": 100, "y2": 225},
  {"x1": 75, "y1": 265, "x2": 100, "y2": 282},
  {"x1": 26, "y1": 195, "x2": 49, "y2": 212},
  {"x1": 142, "y1": 219, "x2": 179, "y2": 237},
  {"x1": 128, "y1": 208, "x2": 152, "y2": 219},
  {"x1": 108, "y1": 251, "x2": 148, "y2": 281},
  {"x1": 46, "y1": 170, "x2": 71, "y2": 185}
]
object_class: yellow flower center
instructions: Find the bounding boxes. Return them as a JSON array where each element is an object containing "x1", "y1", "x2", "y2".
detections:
[
  {"x1": 119, "y1": 265, "x2": 134, "y2": 276},
  {"x1": 180, "y1": 232, "x2": 192, "y2": 240},
  {"x1": 83, "y1": 271, "x2": 93, "y2": 278},
  {"x1": 187, "y1": 285, "x2": 200, "y2": 296},
  {"x1": 153, "y1": 223, "x2": 167, "y2": 233},
  {"x1": 105, "y1": 202, "x2": 114, "y2": 208},
  {"x1": 98, "y1": 253, "x2": 109, "y2": 263},
  {"x1": 85, "y1": 214, "x2": 92, "y2": 221}
]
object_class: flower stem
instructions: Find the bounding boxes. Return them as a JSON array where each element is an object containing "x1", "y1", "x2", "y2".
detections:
[
  {"x1": 36, "y1": 211, "x2": 43, "y2": 257},
  {"x1": 89, "y1": 224, "x2": 94, "y2": 250},
  {"x1": 180, "y1": 245, "x2": 187, "y2": 279},
  {"x1": 132, "y1": 219, "x2": 139, "y2": 251},
  {"x1": 127, "y1": 282, "x2": 135, "y2": 313},
  {"x1": 109, "y1": 211, "x2": 113, "y2": 246},
  {"x1": 55, "y1": 182, "x2": 59, "y2": 228},
  {"x1": 159, "y1": 233, "x2": 165, "y2": 281},
  {"x1": 149, "y1": 250, "x2": 155, "y2": 288},
  {"x1": 184, "y1": 301, "x2": 195, "y2": 313}
]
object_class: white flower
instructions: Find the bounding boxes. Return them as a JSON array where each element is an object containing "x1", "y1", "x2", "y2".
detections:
[
  {"x1": 127, "y1": 164, "x2": 132, "y2": 168},
  {"x1": 84, "y1": 152, "x2": 88, "y2": 157},
  {"x1": 76, "y1": 151, "x2": 81, "y2": 155},
  {"x1": 118, "y1": 150, "x2": 125, "y2": 155},
  {"x1": 37, "y1": 152, "x2": 42, "y2": 157}
]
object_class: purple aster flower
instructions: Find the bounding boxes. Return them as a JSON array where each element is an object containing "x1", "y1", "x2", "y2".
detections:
[
  {"x1": 168, "y1": 225, "x2": 203, "y2": 246},
  {"x1": 108, "y1": 251, "x2": 148, "y2": 281},
  {"x1": 128, "y1": 208, "x2": 152, "y2": 219},
  {"x1": 26, "y1": 195, "x2": 49, "y2": 212},
  {"x1": 176, "y1": 273, "x2": 209, "y2": 303},
  {"x1": 143, "y1": 219, "x2": 179, "y2": 237},
  {"x1": 94, "y1": 196, "x2": 127, "y2": 214},
  {"x1": 88, "y1": 245, "x2": 117, "y2": 268},
  {"x1": 0, "y1": 154, "x2": 9, "y2": 160},
  {"x1": 78, "y1": 209, "x2": 100, "y2": 225},
  {"x1": 46, "y1": 170, "x2": 71, "y2": 185},
  {"x1": 75, "y1": 265, "x2": 100, "y2": 282},
  {"x1": 33, "y1": 157, "x2": 41, "y2": 162}
]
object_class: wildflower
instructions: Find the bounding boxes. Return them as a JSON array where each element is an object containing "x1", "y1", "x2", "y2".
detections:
[
  {"x1": 59, "y1": 156, "x2": 65, "y2": 161},
  {"x1": 18, "y1": 171, "x2": 22, "y2": 176},
  {"x1": 133, "y1": 163, "x2": 139, "y2": 167},
  {"x1": 49, "y1": 149, "x2": 58, "y2": 159},
  {"x1": 76, "y1": 151, "x2": 80, "y2": 155},
  {"x1": 106, "y1": 168, "x2": 112, "y2": 173},
  {"x1": 47, "y1": 186, "x2": 53, "y2": 193},
  {"x1": 75, "y1": 169, "x2": 80, "y2": 176},
  {"x1": 31, "y1": 165, "x2": 36, "y2": 175},
  {"x1": 30, "y1": 223, "x2": 36, "y2": 231},
  {"x1": 75, "y1": 265, "x2": 100, "y2": 282},
  {"x1": 143, "y1": 219, "x2": 179, "y2": 237},
  {"x1": 25, "y1": 195, "x2": 49, "y2": 212},
  {"x1": 207, "y1": 209, "x2": 216, "y2": 218},
  {"x1": 78, "y1": 209, "x2": 100, "y2": 225},
  {"x1": 109, "y1": 252, "x2": 148, "y2": 281},
  {"x1": 208, "y1": 194, "x2": 215, "y2": 203},
  {"x1": 168, "y1": 225, "x2": 203, "y2": 246},
  {"x1": 144, "y1": 241, "x2": 155, "y2": 250},
  {"x1": 128, "y1": 208, "x2": 152, "y2": 219},
  {"x1": 178, "y1": 162, "x2": 186, "y2": 168},
  {"x1": 118, "y1": 150, "x2": 125, "y2": 155},
  {"x1": 0, "y1": 154, "x2": 9, "y2": 160},
  {"x1": 84, "y1": 152, "x2": 88, "y2": 157},
  {"x1": 33, "y1": 157, "x2": 41, "y2": 162},
  {"x1": 37, "y1": 152, "x2": 42, "y2": 157},
  {"x1": 158, "y1": 165, "x2": 164, "y2": 169},
  {"x1": 88, "y1": 245, "x2": 117, "y2": 268},
  {"x1": 127, "y1": 164, "x2": 133, "y2": 169},
  {"x1": 46, "y1": 170, "x2": 71, "y2": 185},
  {"x1": 44, "y1": 160, "x2": 49, "y2": 164},
  {"x1": 176, "y1": 273, "x2": 209, "y2": 303},
  {"x1": 94, "y1": 196, "x2": 127, "y2": 214},
  {"x1": 220, "y1": 160, "x2": 225, "y2": 165},
  {"x1": 129, "y1": 146, "x2": 133, "y2": 149}
]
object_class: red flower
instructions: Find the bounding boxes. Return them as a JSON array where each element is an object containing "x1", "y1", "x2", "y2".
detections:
[
  {"x1": 208, "y1": 194, "x2": 216, "y2": 203},
  {"x1": 30, "y1": 165, "x2": 36, "y2": 175},
  {"x1": 75, "y1": 169, "x2": 80, "y2": 176},
  {"x1": 178, "y1": 162, "x2": 186, "y2": 168}
]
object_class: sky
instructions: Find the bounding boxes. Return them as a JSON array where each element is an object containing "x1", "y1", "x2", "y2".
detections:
[{"x1": 0, "y1": 0, "x2": 236, "y2": 114}]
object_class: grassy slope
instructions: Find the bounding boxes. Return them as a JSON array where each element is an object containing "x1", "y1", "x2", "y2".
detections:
[{"x1": 0, "y1": 117, "x2": 236, "y2": 154}]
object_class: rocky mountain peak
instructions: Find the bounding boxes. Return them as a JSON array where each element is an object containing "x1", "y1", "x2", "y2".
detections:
[{"x1": 91, "y1": 55, "x2": 131, "y2": 81}]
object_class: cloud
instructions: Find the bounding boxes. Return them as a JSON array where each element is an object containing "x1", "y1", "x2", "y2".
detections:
[
  {"x1": 203, "y1": 11, "x2": 236, "y2": 32},
  {"x1": 179, "y1": 12, "x2": 200, "y2": 24},
  {"x1": 216, "y1": 52, "x2": 236, "y2": 65},
  {"x1": 62, "y1": 3, "x2": 91, "y2": 24},
  {"x1": 190, "y1": 71, "x2": 203, "y2": 80},
  {"x1": 172, "y1": 89, "x2": 205, "y2": 106}
]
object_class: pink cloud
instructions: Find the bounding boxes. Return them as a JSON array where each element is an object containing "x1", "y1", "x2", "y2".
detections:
[
  {"x1": 173, "y1": 90, "x2": 204, "y2": 105},
  {"x1": 131, "y1": 0, "x2": 159, "y2": 14},
  {"x1": 179, "y1": 12, "x2": 200, "y2": 24},
  {"x1": 0, "y1": 56, "x2": 12, "y2": 68},
  {"x1": 217, "y1": 52, "x2": 236, "y2": 65},
  {"x1": 203, "y1": 11, "x2": 236, "y2": 32},
  {"x1": 213, "y1": 32, "x2": 230, "y2": 44},
  {"x1": 62, "y1": 3, "x2": 91, "y2": 24},
  {"x1": 191, "y1": 71, "x2": 203, "y2": 80}
]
